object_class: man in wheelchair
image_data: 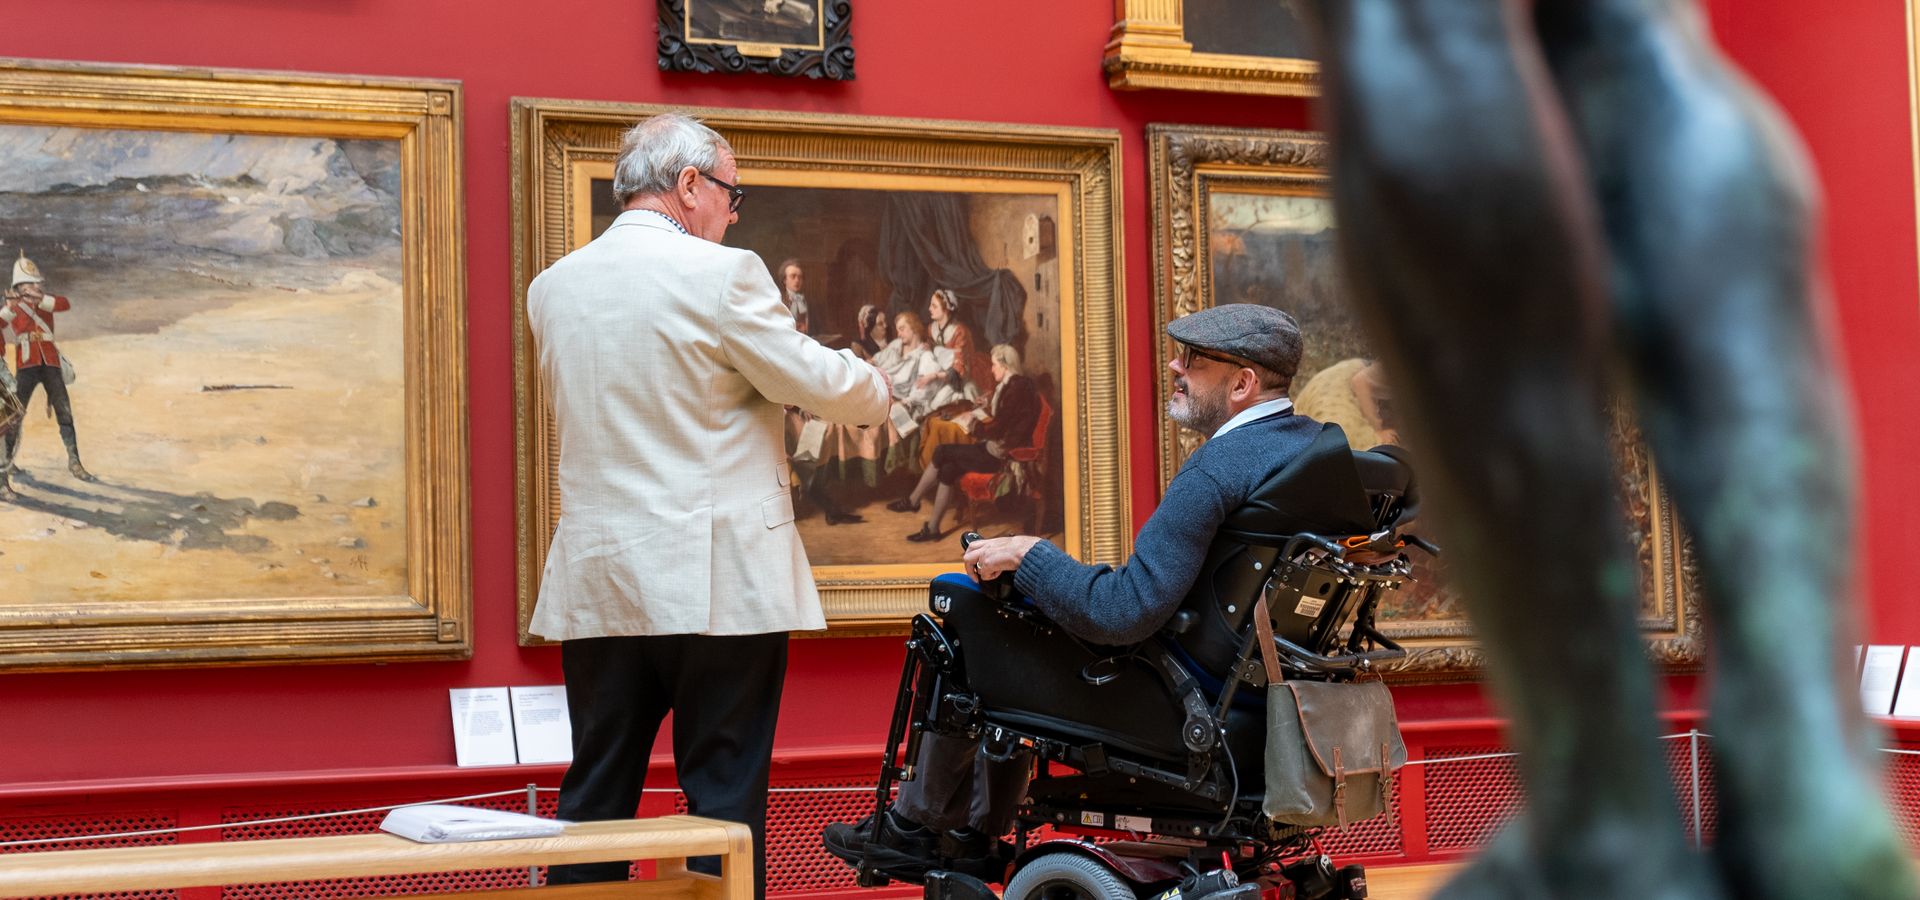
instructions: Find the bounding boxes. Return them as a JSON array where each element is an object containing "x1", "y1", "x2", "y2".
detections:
[{"x1": 824, "y1": 304, "x2": 1423, "y2": 900}]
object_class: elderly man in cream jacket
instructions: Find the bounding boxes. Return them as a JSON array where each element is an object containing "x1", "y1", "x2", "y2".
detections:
[{"x1": 527, "y1": 112, "x2": 889, "y2": 892}]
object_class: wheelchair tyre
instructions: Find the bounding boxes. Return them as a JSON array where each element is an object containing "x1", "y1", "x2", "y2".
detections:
[{"x1": 1003, "y1": 852, "x2": 1137, "y2": 900}]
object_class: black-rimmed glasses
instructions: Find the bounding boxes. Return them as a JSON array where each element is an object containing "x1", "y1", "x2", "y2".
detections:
[
  {"x1": 1174, "y1": 343, "x2": 1246, "y2": 369},
  {"x1": 702, "y1": 173, "x2": 747, "y2": 212}
]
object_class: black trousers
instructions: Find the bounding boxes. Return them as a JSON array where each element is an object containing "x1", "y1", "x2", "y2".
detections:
[
  {"x1": 931, "y1": 442, "x2": 1001, "y2": 486},
  {"x1": 548, "y1": 632, "x2": 789, "y2": 897},
  {"x1": 5, "y1": 364, "x2": 78, "y2": 459}
]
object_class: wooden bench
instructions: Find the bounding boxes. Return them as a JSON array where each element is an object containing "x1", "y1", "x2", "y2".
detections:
[{"x1": 0, "y1": 815, "x2": 751, "y2": 899}]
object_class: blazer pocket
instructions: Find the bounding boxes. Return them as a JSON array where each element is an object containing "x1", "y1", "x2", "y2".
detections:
[{"x1": 761, "y1": 491, "x2": 795, "y2": 529}]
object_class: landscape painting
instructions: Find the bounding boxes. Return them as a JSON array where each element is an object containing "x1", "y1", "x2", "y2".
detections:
[
  {"x1": 0, "y1": 125, "x2": 408, "y2": 606},
  {"x1": 0, "y1": 60, "x2": 468, "y2": 671}
]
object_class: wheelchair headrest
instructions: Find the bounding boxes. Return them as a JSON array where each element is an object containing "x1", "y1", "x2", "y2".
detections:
[{"x1": 1221, "y1": 423, "x2": 1378, "y2": 538}]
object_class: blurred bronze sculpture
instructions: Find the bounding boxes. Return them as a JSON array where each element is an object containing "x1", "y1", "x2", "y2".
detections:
[{"x1": 1295, "y1": 1, "x2": 1917, "y2": 897}]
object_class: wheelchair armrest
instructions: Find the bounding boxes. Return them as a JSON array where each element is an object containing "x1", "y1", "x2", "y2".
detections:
[
  {"x1": 1219, "y1": 528, "x2": 1348, "y2": 560},
  {"x1": 1270, "y1": 629, "x2": 1406, "y2": 677}
]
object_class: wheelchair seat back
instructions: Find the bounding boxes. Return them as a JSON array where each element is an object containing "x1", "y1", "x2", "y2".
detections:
[{"x1": 1170, "y1": 424, "x2": 1411, "y2": 679}]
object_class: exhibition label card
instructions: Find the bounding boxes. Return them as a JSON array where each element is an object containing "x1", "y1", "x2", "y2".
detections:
[
  {"x1": 1859, "y1": 645, "x2": 1905, "y2": 717},
  {"x1": 1892, "y1": 647, "x2": 1920, "y2": 719},
  {"x1": 510, "y1": 685, "x2": 574, "y2": 765},
  {"x1": 449, "y1": 687, "x2": 518, "y2": 767}
]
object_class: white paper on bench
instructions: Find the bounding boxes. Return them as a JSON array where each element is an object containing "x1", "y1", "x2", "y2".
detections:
[
  {"x1": 1892, "y1": 647, "x2": 1920, "y2": 718},
  {"x1": 1860, "y1": 644, "x2": 1905, "y2": 716},
  {"x1": 379, "y1": 804, "x2": 566, "y2": 843}
]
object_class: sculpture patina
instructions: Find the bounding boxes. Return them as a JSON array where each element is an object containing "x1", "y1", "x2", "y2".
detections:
[{"x1": 1294, "y1": 1, "x2": 1917, "y2": 897}]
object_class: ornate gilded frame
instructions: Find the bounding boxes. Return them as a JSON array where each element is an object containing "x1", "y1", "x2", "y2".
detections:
[
  {"x1": 1106, "y1": 0, "x2": 1318, "y2": 97},
  {"x1": 511, "y1": 99, "x2": 1128, "y2": 640},
  {"x1": 1147, "y1": 123, "x2": 1700, "y2": 680},
  {"x1": 0, "y1": 59, "x2": 469, "y2": 671},
  {"x1": 659, "y1": 0, "x2": 854, "y2": 80}
]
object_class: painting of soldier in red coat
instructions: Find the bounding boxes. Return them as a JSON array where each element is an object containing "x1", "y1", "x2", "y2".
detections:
[{"x1": 0, "y1": 124, "x2": 407, "y2": 607}]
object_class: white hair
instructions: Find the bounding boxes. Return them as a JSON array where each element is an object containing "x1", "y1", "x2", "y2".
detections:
[
  {"x1": 990, "y1": 344, "x2": 1023, "y2": 376},
  {"x1": 611, "y1": 113, "x2": 732, "y2": 207}
]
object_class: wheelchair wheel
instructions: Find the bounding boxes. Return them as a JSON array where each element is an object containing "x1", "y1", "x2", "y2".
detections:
[{"x1": 1003, "y1": 852, "x2": 1137, "y2": 900}]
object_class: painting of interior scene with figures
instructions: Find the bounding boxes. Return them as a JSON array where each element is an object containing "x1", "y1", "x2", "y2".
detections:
[
  {"x1": 0, "y1": 124, "x2": 408, "y2": 605},
  {"x1": 593, "y1": 180, "x2": 1067, "y2": 565}
]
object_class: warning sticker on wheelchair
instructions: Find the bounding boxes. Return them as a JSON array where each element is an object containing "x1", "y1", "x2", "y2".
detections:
[
  {"x1": 1294, "y1": 596, "x2": 1327, "y2": 618},
  {"x1": 1115, "y1": 815, "x2": 1151, "y2": 833},
  {"x1": 1080, "y1": 811, "x2": 1106, "y2": 827}
]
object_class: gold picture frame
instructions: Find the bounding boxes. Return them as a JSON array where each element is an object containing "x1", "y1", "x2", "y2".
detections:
[
  {"x1": 511, "y1": 99, "x2": 1129, "y2": 640},
  {"x1": 0, "y1": 59, "x2": 469, "y2": 671},
  {"x1": 1106, "y1": 0, "x2": 1319, "y2": 97},
  {"x1": 1147, "y1": 122, "x2": 1699, "y2": 680}
]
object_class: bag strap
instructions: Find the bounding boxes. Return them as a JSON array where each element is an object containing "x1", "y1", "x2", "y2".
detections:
[
  {"x1": 17, "y1": 299, "x2": 54, "y2": 336},
  {"x1": 1253, "y1": 595, "x2": 1283, "y2": 685}
]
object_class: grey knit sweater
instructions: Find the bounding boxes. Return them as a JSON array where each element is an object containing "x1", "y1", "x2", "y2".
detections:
[{"x1": 1013, "y1": 410, "x2": 1322, "y2": 645}]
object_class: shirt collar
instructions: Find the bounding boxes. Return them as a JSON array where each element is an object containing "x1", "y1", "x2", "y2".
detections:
[
  {"x1": 612, "y1": 208, "x2": 690, "y2": 236},
  {"x1": 1212, "y1": 396, "x2": 1294, "y2": 439}
]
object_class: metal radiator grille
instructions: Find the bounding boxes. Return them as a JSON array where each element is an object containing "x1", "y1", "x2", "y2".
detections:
[
  {"x1": 1421, "y1": 747, "x2": 1521, "y2": 852},
  {"x1": 0, "y1": 811, "x2": 177, "y2": 900},
  {"x1": 1884, "y1": 751, "x2": 1920, "y2": 849},
  {"x1": 768, "y1": 784, "x2": 877, "y2": 894},
  {"x1": 1666, "y1": 735, "x2": 1718, "y2": 844}
]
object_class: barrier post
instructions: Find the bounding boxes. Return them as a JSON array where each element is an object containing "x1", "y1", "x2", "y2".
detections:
[
  {"x1": 1688, "y1": 730, "x2": 1704, "y2": 849},
  {"x1": 528, "y1": 784, "x2": 541, "y2": 886}
]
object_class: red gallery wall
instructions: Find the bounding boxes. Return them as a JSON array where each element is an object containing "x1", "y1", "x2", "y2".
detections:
[{"x1": 0, "y1": 0, "x2": 1909, "y2": 793}]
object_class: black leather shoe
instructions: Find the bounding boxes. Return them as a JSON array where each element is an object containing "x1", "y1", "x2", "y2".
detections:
[
  {"x1": 906, "y1": 524, "x2": 941, "y2": 542},
  {"x1": 886, "y1": 497, "x2": 921, "y2": 513},
  {"x1": 823, "y1": 811, "x2": 941, "y2": 882}
]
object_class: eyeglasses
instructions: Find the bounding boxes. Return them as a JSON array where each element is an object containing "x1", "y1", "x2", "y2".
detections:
[
  {"x1": 702, "y1": 173, "x2": 747, "y2": 212},
  {"x1": 1174, "y1": 343, "x2": 1248, "y2": 370}
]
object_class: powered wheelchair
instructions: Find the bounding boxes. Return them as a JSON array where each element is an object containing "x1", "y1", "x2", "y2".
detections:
[{"x1": 839, "y1": 423, "x2": 1433, "y2": 900}]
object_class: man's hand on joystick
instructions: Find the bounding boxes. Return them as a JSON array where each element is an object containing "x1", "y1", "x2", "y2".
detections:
[{"x1": 961, "y1": 532, "x2": 1042, "y2": 594}]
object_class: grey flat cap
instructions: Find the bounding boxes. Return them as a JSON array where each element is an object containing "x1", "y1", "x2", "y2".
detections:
[{"x1": 1167, "y1": 303, "x2": 1303, "y2": 379}]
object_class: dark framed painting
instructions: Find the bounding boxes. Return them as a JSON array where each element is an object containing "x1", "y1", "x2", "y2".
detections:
[
  {"x1": 659, "y1": 0, "x2": 853, "y2": 80},
  {"x1": 512, "y1": 100, "x2": 1128, "y2": 637},
  {"x1": 1147, "y1": 122, "x2": 1700, "y2": 680},
  {"x1": 0, "y1": 59, "x2": 471, "y2": 671},
  {"x1": 1106, "y1": 0, "x2": 1317, "y2": 96}
]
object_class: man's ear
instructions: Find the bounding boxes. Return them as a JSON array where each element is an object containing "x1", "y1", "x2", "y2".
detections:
[
  {"x1": 1231, "y1": 367, "x2": 1259, "y2": 402},
  {"x1": 677, "y1": 165, "x2": 701, "y2": 204}
]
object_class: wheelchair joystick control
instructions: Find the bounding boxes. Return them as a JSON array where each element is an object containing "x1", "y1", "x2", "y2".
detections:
[{"x1": 959, "y1": 531, "x2": 1016, "y2": 601}]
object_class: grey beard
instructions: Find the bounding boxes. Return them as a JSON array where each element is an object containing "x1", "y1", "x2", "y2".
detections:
[{"x1": 1169, "y1": 389, "x2": 1229, "y2": 436}]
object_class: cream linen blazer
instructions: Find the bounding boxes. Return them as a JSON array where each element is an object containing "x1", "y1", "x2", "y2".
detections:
[{"x1": 527, "y1": 212, "x2": 891, "y2": 640}]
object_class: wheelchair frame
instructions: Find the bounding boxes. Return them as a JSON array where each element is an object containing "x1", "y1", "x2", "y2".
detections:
[{"x1": 859, "y1": 528, "x2": 1420, "y2": 900}]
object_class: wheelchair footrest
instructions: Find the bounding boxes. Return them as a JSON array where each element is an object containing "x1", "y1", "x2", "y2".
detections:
[{"x1": 924, "y1": 870, "x2": 998, "y2": 900}]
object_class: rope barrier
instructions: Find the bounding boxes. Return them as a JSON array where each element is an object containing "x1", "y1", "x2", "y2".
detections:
[
  {"x1": 4, "y1": 728, "x2": 1913, "y2": 850},
  {"x1": 0, "y1": 787, "x2": 540, "y2": 850}
]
